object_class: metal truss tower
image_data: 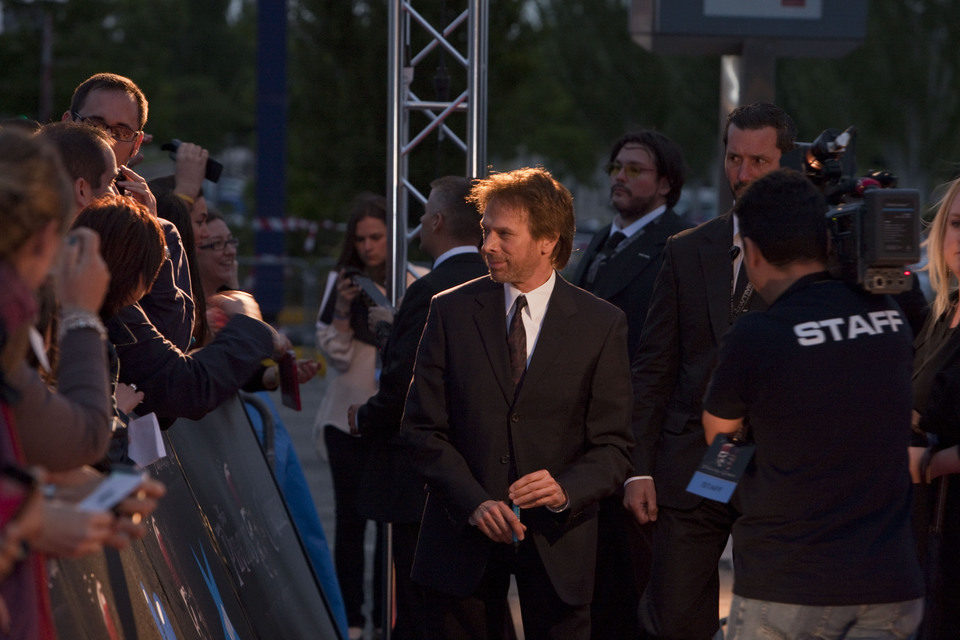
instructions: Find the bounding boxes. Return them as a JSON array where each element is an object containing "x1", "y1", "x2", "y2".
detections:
[{"x1": 386, "y1": 0, "x2": 488, "y2": 303}]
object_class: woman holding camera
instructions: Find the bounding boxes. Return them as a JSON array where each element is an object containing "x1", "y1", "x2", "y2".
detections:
[{"x1": 314, "y1": 193, "x2": 424, "y2": 637}]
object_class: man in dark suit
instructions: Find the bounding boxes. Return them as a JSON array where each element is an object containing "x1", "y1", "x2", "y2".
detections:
[
  {"x1": 572, "y1": 130, "x2": 690, "y2": 354},
  {"x1": 571, "y1": 130, "x2": 691, "y2": 640},
  {"x1": 402, "y1": 167, "x2": 633, "y2": 640},
  {"x1": 629, "y1": 103, "x2": 797, "y2": 640},
  {"x1": 349, "y1": 175, "x2": 486, "y2": 639}
]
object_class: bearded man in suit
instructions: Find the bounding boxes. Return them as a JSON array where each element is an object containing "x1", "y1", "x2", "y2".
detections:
[
  {"x1": 629, "y1": 103, "x2": 797, "y2": 640},
  {"x1": 402, "y1": 167, "x2": 633, "y2": 640},
  {"x1": 571, "y1": 130, "x2": 691, "y2": 639}
]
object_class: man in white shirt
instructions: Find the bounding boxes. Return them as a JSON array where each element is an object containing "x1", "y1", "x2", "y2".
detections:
[{"x1": 402, "y1": 167, "x2": 634, "y2": 639}]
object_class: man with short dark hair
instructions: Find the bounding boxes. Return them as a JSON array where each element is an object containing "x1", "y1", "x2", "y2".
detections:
[
  {"x1": 402, "y1": 167, "x2": 633, "y2": 639},
  {"x1": 348, "y1": 175, "x2": 487, "y2": 639},
  {"x1": 630, "y1": 103, "x2": 797, "y2": 639},
  {"x1": 572, "y1": 130, "x2": 691, "y2": 639},
  {"x1": 38, "y1": 122, "x2": 119, "y2": 213},
  {"x1": 703, "y1": 169, "x2": 924, "y2": 639}
]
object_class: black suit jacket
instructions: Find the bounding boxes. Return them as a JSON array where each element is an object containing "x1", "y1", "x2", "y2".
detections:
[
  {"x1": 571, "y1": 210, "x2": 691, "y2": 355},
  {"x1": 630, "y1": 214, "x2": 765, "y2": 510},
  {"x1": 355, "y1": 251, "x2": 488, "y2": 522},
  {"x1": 401, "y1": 274, "x2": 634, "y2": 606}
]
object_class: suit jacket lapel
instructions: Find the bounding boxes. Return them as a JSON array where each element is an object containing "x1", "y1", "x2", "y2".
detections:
[
  {"x1": 473, "y1": 281, "x2": 514, "y2": 404},
  {"x1": 591, "y1": 214, "x2": 677, "y2": 300},
  {"x1": 700, "y1": 215, "x2": 735, "y2": 344},
  {"x1": 520, "y1": 276, "x2": 577, "y2": 395},
  {"x1": 570, "y1": 225, "x2": 609, "y2": 288}
]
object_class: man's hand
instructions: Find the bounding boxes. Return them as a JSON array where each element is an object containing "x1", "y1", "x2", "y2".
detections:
[
  {"x1": 347, "y1": 404, "x2": 361, "y2": 435},
  {"x1": 32, "y1": 502, "x2": 114, "y2": 557},
  {"x1": 115, "y1": 383, "x2": 144, "y2": 415},
  {"x1": 469, "y1": 500, "x2": 526, "y2": 544},
  {"x1": 209, "y1": 290, "x2": 264, "y2": 322},
  {"x1": 296, "y1": 359, "x2": 319, "y2": 384},
  {"x1": 117, "y1": 166, "x2": 157, "y2": 216},
  {"x1": 174, "y1": 142, "x2": 209, "y2": 200},
  {"x1": 624, "y1": 478, "x2": 658, "y2": 524},
  {"x1": 508, "y1": 469, "x2": 567, "y2": 510},
  {"x1": 107, "y1": 477, "x2": 166, "y2": 549}
]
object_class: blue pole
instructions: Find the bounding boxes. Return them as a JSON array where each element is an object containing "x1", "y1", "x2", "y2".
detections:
[{"x1": 255, "y1": 0, "x2": 287, "y2": 321}]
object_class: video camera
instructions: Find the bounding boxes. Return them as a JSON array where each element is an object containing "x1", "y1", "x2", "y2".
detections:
[{"x1": 782, "y1": 127, "x2": 920, "y2": 294}]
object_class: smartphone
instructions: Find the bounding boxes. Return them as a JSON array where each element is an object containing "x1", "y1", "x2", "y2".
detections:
[
  {"x1": 76, "y1": 466, "x2": 146, "y2": 513},
  {"x1": 279, "y1": 350, "x2": 302, "y2": 411},
  {"x1": 0, "y1": 465, "x2": 37, "y2": 527}
]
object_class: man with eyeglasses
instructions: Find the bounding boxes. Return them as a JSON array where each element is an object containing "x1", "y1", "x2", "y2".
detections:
[
  {"x1": 59, "y1": 74, "x2": 280, "y2": 429},
  {"x1": 570, "y1": 130, "x2": 690, "y2": 640},
  {"x1": 631, "y1": 103, "x2": 796, "y2": 640}
]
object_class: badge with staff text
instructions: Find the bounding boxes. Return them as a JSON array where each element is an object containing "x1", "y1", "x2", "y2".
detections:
[{"x1": 686, "y1": 434, "x2": 755, "y2": 503}]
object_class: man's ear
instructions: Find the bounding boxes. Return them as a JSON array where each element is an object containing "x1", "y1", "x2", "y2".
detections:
[
  {"x1": 743, "y1": 236, "x2": 764, "y2": 270},
  {"x1": 61, "y1": 110, "x2": 72, "y2": 123},
  {"x1": 130, "y1": 130, "x2": 144, "y2": 157},
  {"x1": 657, "y1": 176, "x2": 670, "y2": 198},
  {"x1": 73, "y1": 177, "x2": 90, "y2": 208},
  {"x1": 432, "y1": 211, "x2": 444, "y2": 232},
  {"x1": 538, "y1": 234, "x2": 559, "y2": 257}
]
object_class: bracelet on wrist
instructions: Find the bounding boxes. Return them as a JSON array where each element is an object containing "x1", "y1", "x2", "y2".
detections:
[
  {"x1": 175, "y1": 192, "x2": 196, "y2": 206},
  {"x1": 58, "y1": 309, "x2": 107, "y2": 341}
]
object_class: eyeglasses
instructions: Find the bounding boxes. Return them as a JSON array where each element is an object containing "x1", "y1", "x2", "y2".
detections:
[
  {"x1": 71, "y1": 111, "x2": 141, "y2": 143},
  {"x1": 199, "y1": 237, "x2": 239, "y2": 252},
  {"x1": 605, "y1": 162, "x2": 657, "y2": 180}
]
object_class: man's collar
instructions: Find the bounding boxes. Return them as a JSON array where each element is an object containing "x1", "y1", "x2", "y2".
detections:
[
  {"x1": 504, "y1": 270, "x2": 556, "y2": 316},
  {"x1": 614, "y1": 204, "x2": 667, "y2": 238},
  {"x1": 433, "y1": 244, "x2": 479, "y2": 268}
]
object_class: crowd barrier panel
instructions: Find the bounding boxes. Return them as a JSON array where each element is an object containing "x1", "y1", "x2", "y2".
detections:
[{"x1": 49, "y1": 395, "x2": 343, "y2": 639}]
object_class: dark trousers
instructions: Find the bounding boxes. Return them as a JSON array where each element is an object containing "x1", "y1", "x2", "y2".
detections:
[
  {"x1": 420, "y1": 538, "x2": 590, "y2": 640},
  {"x1": 591, "y1": 494, "x2": 653, "y2": 639},
  {"x1": 639, "y1": 500, "x2": 737, "y2": 640},
  {"x1": 324, "y1": 425, "x2": 383, "y2": 627},
  {"x1": 392, "y1": 521, "x2": 429, "y2": 640}
]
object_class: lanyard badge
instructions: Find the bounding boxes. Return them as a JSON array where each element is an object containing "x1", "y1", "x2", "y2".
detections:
[{"x1": 686, "y1": 432, "x2": 755, "y2": 503}]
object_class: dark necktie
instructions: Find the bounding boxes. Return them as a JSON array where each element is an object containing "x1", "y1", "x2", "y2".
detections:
[
  {"x1": 730, "y1": 258, "x2": 753, "y2": 322},
  {"x1": 507, "y1": 296, "x2": 528, "y2": 386},
  {"x1": 585, "y1": 231, "x2": 627, "y2": 289}
]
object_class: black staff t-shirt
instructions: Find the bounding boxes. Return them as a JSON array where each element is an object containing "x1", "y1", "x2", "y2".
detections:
[{"x1": 704, "y1": 272, "x2": 923, "y2": 606}]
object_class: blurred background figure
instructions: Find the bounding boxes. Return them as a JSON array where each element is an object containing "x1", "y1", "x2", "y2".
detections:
[{"x1": 314, "y1": 193, "x2": 426, "y2": 638}]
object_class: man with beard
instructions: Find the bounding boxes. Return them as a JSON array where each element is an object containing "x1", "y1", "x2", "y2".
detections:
[
  {"x1": 630, "y1": 103, "x2": 797, "y2": 639},
  {"x1": 571, "y1": 130, "x2": 689, "y2": 639}
]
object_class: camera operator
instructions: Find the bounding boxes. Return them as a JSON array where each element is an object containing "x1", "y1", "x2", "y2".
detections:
[{"x1": 702, "y1": 169, "x2": 923, "y2": 639}]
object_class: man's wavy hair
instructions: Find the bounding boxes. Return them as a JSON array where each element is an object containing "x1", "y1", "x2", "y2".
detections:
[{"x1": 468, "y1": 167, "x2": 575, "y2": 269}]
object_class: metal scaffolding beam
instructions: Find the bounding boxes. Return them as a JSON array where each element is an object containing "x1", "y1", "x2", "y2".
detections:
[{"x1": 386, "y1": 0, "x2": 488, "y2": 305}]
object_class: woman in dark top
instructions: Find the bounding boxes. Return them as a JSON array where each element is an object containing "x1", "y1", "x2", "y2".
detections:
[
  {"x1": 73, "y1": 196, "x2": 166, "y2": 465},
  {"x1": 912, "y1": 176, "x2": 960, "y2": 638}
]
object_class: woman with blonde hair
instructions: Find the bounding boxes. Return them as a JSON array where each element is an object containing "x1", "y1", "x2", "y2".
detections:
[{"x1": 911, "y1": 176, "x2": 960, "y2": 637}]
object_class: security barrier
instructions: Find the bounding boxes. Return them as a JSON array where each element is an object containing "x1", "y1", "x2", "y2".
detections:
[{"x1": 49, "y1": 396, "x2": 342, "y2": 639}]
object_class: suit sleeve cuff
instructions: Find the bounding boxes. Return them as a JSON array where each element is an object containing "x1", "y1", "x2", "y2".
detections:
[{"x1": 623, "y1": 475, "x2": 652, "y2": 488}]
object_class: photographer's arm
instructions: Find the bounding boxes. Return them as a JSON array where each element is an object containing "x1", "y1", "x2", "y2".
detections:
[
  {"x1": 174, "y1": 142, "x2": 208, "y2": 200},
  {"x1": 702, "y1": 411, "x2": 743, "y2": 446}
]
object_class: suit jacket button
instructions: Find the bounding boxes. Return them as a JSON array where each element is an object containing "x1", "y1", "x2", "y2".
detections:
[
  {"x1": 499, "y1": 455, "x2": 510, "y2": 464},
  {"x1": 511, "y1": 414, "x2": 520, "y2": 423}
]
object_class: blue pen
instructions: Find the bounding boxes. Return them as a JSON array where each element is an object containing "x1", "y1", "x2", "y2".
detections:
[{"x1": 512, "y1": 503, "x2": 521, "y2": 545}]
